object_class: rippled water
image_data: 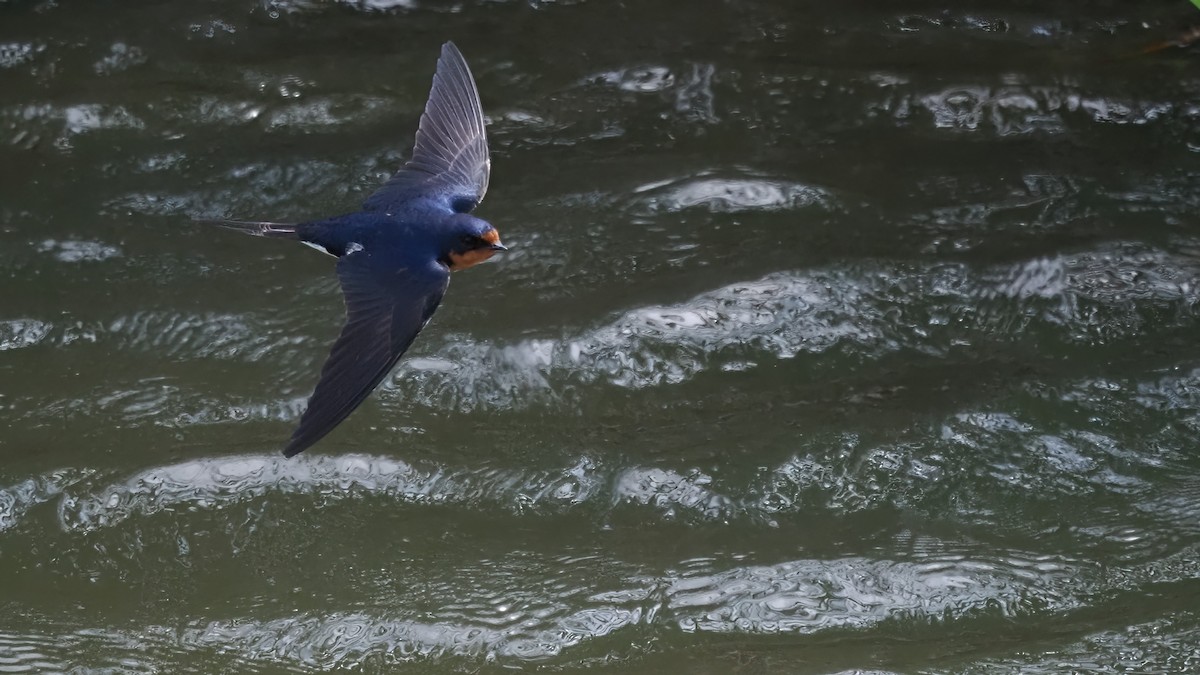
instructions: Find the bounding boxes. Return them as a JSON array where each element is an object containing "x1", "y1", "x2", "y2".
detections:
[{"x1": 4, "y1": 0, "x2": 1200, "y2": 672}]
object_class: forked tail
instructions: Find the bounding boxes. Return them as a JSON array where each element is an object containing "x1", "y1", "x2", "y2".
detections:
[{"x1": 195, "y1": 218, "x2": 300, "y2": 239}]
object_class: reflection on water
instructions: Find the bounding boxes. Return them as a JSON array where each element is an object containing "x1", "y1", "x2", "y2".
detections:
[
  {"x1": 3, "y1": 0, "x2": 1200, "y2": 672},
  {"x1": 632, "y1": 173, "x2": 833, "y2": 214}
]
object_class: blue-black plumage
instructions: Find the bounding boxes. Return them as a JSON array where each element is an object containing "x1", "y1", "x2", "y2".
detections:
[{"x1": 204, "y1": 42, "x2": 505, "y2": 457}]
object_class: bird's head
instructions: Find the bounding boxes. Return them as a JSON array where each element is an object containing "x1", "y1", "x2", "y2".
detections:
[{"x1": 442, "y1": 214, "x2": 506, "y2": 271}]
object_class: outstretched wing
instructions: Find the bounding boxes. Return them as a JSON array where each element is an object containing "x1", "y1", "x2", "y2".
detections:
[
  {"x1": 282, "y1": 249, "x2": 449, "y2": 457},
  {"x1": 363, "y1": 41, "x2": 490, "y2": 215}
]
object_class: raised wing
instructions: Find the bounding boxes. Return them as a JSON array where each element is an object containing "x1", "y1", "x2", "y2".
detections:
[
  {"x1": 282, "y1": 249, "x2": 449, "y2": 457},
  {"x1": 363, "y1": 41, "x2": 490, "y2": 215}
]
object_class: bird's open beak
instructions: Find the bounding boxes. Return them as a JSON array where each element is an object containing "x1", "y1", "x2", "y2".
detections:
[{"x1": 490, "y1": 242, "x2": 508, "y2": 252}]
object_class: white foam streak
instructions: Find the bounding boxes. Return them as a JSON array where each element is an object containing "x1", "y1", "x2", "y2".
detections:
[{"x1": 57, "y1": 454, "x2": 604, "y2": 531}]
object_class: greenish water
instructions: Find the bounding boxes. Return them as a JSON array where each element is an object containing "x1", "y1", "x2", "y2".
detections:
[{"x1": 4, "y1": 0, "x2": 1200, "y2": 672}]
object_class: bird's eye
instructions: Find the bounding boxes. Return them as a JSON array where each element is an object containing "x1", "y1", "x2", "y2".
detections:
[{"x1": 459, "y1": 234, "x2": 476, "y2": 247}]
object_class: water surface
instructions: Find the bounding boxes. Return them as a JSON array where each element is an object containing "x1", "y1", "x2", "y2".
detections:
[{"x1": 4, "y1": 0, "x2": 1200, "y2": 672}]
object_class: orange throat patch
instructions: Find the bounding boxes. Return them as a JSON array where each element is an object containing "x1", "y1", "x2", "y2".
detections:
[{"x1": 448, "y1": 247, "x2": 497, "y2": 271}]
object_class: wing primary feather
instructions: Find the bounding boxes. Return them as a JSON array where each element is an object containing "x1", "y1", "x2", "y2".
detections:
[
  {"x1": 281, "y1": 252, "x2": 449, "y2": 458},
  {"x1": 362, "y1": 41, "x2": 490, "y2": 214}
]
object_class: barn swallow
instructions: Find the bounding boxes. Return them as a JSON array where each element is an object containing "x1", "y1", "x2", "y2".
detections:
[{"x1": 204, "y1": 42, "x2": 504, "y2": 457}]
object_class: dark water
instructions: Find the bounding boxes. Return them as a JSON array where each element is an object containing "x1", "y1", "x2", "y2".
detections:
[{"x1": 4, "y1": 0, "x2": 1200, "y2": 671}]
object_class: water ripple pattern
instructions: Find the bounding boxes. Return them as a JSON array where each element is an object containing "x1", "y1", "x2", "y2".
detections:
[{"x1": 3, "y1": 0, "x2": 1200, "y2": 672}]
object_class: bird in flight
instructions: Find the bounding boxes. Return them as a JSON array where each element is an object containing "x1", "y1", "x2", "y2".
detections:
[{"x1": 205, "y1": 42, "x2": 504, "y2": 457}]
